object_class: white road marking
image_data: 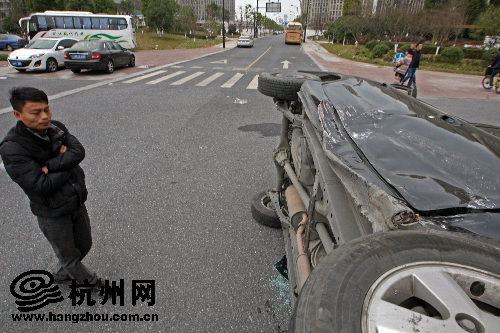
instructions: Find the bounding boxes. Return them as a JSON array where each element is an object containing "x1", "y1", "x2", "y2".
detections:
[
  {"x1": 221, "y1": 73, "x2": 244, "y2": 88},
  {"x1": 171, "y1": 65, "x2": 184, "y2": 68},
  {"x1": 211, "y1": 59, "x2": 227, "y2": 64},
  {"x1": 281, "y1": 60, "x2": 291, "y2": 69},
  {"x1": 171, "y1": 72, "x2": 205, "y2": 85},
  {"x1": 123, "y1": 70, "x2": 167, "y2": 83},
  {"x1": 191, "y1": 66, "x2": 203, "y2": 69},
  {"x1": 146, "y1": 71, "x2": 185, "y2": 84},
  {"x1": 196, "y1": 72, "x2": 225, "y2": 86},
  {"x1": 246, "y1": 75, "x2": 259, "y2": 89}
]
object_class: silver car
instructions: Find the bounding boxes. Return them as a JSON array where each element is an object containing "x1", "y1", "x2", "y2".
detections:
[{"x1": 236, "y1": 36, "x2": 254, "y2": 48}]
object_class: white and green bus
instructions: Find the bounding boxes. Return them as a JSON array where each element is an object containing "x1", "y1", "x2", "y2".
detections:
[{"x1": 19, "y1": 11, "x2": 137, "y2": 49}]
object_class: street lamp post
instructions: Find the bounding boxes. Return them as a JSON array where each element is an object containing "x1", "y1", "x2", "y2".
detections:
[
  {"x1": 303, "y1": 0, "x2": 310, "y2": 42},
  {"x1": 222, "y1": 0, "x2": 225, "y2": 48}
]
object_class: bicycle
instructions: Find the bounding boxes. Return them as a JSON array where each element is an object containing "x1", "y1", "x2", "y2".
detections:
[{"x1": 482, "y1": 67, "x2": 500, "y2": 94}]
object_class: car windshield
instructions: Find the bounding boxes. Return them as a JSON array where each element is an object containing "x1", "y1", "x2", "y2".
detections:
[
  {"x1": 8, "y1": 35, "x2": 23, "y2": 40},
  {"x1": 26, "y1": 39, "x2": 57, "y2": 49},
  {"x1": 70, "y1": 41, "x2": 102, "y2": 51}
]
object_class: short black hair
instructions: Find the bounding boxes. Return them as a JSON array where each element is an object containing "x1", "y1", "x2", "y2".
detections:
[{"x1": 9, "y1": 87, "x2": 48, "y2": 112}]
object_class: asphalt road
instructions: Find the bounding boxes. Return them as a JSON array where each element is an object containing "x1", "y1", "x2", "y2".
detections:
[
  {"x1": 0, "y1": 34, "x2": 317, "y2": 333},
  {"x1": 0, "y1": 34, "x2": 498, "y2": 332}
]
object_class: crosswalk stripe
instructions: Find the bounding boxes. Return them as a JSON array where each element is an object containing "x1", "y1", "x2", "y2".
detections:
[
  {"x1": 246, "y1": 75, "x2": 259, "y2": 89},
  {"x1": 196, "y1": 72, "x2": 224, "y2": 86},
  {"x1": 171, "y1": 72, "x2": 205, "y2": 85},
  {"x1": 123, "y1": 70, "x2": 167, "y2": 83},
  {"x1": 221, "y1": 73, "x2": 244, "y2": 88},
  {"x1": 147, "y1": 71, "x2": 185, "y2": 85}
]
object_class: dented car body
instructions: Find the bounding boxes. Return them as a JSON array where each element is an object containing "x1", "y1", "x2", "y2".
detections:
[{"x1": 253, "y1": 71, "x2": 500, "y2": 332}]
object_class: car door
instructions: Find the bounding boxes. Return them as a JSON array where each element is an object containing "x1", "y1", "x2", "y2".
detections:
[
  {"x1": 104, "y1": 42, "x2": 120, "y2": 65},
  {"x1": 0, "y1": 35, "x2": 7, "y2": 49},
  {"x1": 113, "y1": 42, "x2": 129, "y2": 66},
  {"x1": 54, "y1": 39, "x2": 77, "y2": 65}
]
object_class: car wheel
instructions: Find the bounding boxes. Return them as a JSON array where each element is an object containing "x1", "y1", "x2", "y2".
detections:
[
  {"x1": 129, "y1": 55, "x2": 135, "y2": 67},
  {"x1": 105, "y1": 59, "x2": 114, "y2": 74},
  {"x1": 7, "y1": 44, "x2": 13, "y2": 51},
  {"x1": 290, "y1": 230, "x2": 500, "y2": 333},
  {"x1": 258, "y1": 72, "x2": 321, "y2": 101},
  {"x1": 482, "y1": 77, "x2": 492, "y2": 89},
  {"x1": 46, "y1": 58, "x2": 58, "y2": 72},
  {"x1": 251, "y1": 190, "x2": 281, "y2": 228},
  {"x1": 70, "y1": 69, "x2": 81, "y2": 73}
]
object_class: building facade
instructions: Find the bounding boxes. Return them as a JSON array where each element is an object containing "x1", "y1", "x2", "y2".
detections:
[
  {"x1": 178, "y1": 0, "x2": 235, "y2": 21},
  {"x1": 300, "y1": 0, "x2": 424, "y2": 27}
]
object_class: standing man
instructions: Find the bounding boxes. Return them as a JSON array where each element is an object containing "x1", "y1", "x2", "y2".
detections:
[
  {"x1": 487, "y1": 48, "x2": 500, "y2": 89},
  {"x1": 402, "y1": 43, "x2": 422, "y2": 88},
  {"x1": 0, "y1": 87, "x2": 100, "y2": 287}
]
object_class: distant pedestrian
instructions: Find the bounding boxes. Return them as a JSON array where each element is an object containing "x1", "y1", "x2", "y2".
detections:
[
  {"x1": 393, "y1": 49, "x2": 413, "y2": 84},
  {"x1": 393, "y1": 48, "x2": 406, "y2": 71},
  {"x1": 0, "y1": 87, "x2": 101, "y2": 288},
  {"x1": 487, "y1": 48, "x2": 500, "y2": 88},
  {"x1": 401, "y1": 43, "x2": 422, "y2": 87}
]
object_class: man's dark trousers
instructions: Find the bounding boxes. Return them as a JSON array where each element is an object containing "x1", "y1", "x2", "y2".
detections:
[{"x1": 37, "y1": 204, "x2": 98, "y2": 284}]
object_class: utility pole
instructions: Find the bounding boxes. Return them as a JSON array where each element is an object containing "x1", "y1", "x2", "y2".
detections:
[
  {"x1": 222, "y1": 0, "x2": 225, "y2": 48},
  {"x1": 303, "y1": 0, "x2": 310, "y2": 42}
]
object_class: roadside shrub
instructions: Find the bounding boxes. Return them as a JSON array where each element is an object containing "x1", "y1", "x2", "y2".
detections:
[
  {"x1": 380, "y1": 40, "x2": 394, "y2": 50},
  {"x1": 421, "y1": 44, "x2": 438, "y2": 54},
  {"x1": 0, "y1": 54, "x2": 7, "y2": 61},
  {"x1": 365, "y1": 40, "x2": 379, "y2": 51},
  {"x1": 399, "y1": 43, "x2": 411, "y2": 53},
  {"x1": 371, "y1": 43, "x2": 391, "y2": 58},
  {"x1": 439, "y1": 47, "x2": 464, "y2": 64},
  {"x1": 481, "y1": 48, "x2": 498, "y2": 62},
  {"x1": 463, "y1": 48, "x2": 485, "y2": 59}
]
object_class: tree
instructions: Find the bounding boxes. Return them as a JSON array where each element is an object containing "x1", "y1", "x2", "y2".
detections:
[
  {"x1": 93, "y1": 0, "x2": 117, "y2": 14},
  {"x1": 470, "y1": 5, "x2": 500, "y2": 42},
  {"x1": 177, "y1": 5, "x2": 196, "y2": 34},
  {"x1": 2, "y1": 0, "x2": 26, "y2": 35},
  {"x1": 66, "y1": 0, "x2": 95, "y2": 12},
  {"x1": 143, "y1": 0, "x2": 179, "y2": 34},
  {"x1": 120, "y1": 0, "x2": 135, "y2": 14}
]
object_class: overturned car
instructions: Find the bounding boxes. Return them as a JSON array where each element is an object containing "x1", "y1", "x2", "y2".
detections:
[{"x1": 252, "y1": 71, "x2": 500, "y2": 332}]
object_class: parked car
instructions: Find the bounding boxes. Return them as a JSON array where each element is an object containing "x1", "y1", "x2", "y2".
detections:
[
  {"x1": 237, "y1": 36, "x2": 254, "y2": 48},
  {"x1": 8, "y1": 38, "x2": 78, "y2": 72},
  {"x1": 253, "y1": 71, "x2": 500, "y2": 332},
  {"x1": 64, "y1": 40, "x2": 135, "y2": 74},
  {"x1": 0, "y1": 34, "x2": 28, "y2": 51}
]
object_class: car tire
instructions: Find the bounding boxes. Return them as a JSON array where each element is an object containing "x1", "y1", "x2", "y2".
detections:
[
  {"x1": 290, "y1": 230, "x2": 500, "y2": 333},
  {"x1": 46, "y1": 58, "x2": 58, "y2": 72},
  {"x1": 70, "y1": 69, "x2": 81, "y2": 73},
  {"x1": 251, "y1": 190, "x2": 281, "y2": 228},
  {"x1": 129, "y1": 55, "x2": 135, "y2": 67},
  {"x1": 105, "y1": 59, "x2": 114, "y2": 74},
  {"x1": 7, "y1": 44, "x2": 13, "y2": 51},
  {"x1": 258, "y1": 72, "x2": 321, "y2": 101},
  {"x1": 482, "y1": 77, "x2": 492, "y2": 89},
  {"x1": 15, "y1": 69, "x2": 26, "y2": 72}
]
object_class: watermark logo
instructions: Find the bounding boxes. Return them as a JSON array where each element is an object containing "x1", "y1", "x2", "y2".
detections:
[
  {"x1": 10, "y1": 270, "x2": 155, "y2": 312},
  {"x1": 10, "y1": 270, "x2": 64, "y2": 312}
]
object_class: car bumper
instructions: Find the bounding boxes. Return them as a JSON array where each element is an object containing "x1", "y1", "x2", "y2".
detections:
[
  {"x1": 64, "y1": 60, "x2": 106, "y2": 71},
  {"x1": 8, "y1": 58, "x2": 46, "y2": 71}
]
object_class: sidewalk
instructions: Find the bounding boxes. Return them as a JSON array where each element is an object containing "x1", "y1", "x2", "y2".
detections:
[{"x1": 301, "y1": 40, "x2": 499, "y2": 99}]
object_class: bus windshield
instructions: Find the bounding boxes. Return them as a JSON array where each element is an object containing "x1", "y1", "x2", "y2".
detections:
[{"x1": 287, "y1": 25, "x2": 301, "y2": 31}]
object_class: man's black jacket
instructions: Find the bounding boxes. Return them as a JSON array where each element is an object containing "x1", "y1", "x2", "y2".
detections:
[{"x1": 0, "y1": 120, "x2": 88, "y2": 217}]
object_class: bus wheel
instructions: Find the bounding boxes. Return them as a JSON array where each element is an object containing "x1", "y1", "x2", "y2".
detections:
[{"x1": 258, "y1": 72, "x2": 320, "y2": 101}]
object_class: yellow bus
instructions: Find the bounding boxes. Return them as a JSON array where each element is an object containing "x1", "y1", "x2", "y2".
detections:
[{"x1": 285, "y1": 21, "x2": 302, "y2": 44}]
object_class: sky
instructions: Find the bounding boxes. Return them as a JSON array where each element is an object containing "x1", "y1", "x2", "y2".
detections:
[{"x1": 233, "y1": 0, "x2": 302, "y2": 23}]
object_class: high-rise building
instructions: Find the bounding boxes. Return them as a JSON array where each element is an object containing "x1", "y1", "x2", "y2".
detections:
[
  {"x1": 179, "y1": 0, "x2": 235, "y2": 21},
  {"x1": 300, "y1": 0, "x2": 424, "y2": 27}
]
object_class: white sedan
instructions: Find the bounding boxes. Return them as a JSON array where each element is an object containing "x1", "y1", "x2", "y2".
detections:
[
  {"x1": 8, "y1": 38, "x2": 78, "y2": 72},
  {"x1": 237, "y1": 36, "x2": 254, "y2": 48}
]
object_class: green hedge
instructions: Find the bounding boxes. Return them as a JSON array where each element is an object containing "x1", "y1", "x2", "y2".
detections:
[
  {"x1": 463, "y1": 48, "x2": 485, "y2": 59},
  {"x1": 439, "y1": 47, "x2": 464, "y2": 64},
  {"x1": 371, "y1": 44, "x2": 391, "y2": 58},
  {"x1": 380, "y1": 40, "x2": 394, "y2": 50},
  {"x1": 365, "y1": 40, "x2": 379, "y2": 51},
  {"x1": 0, "y1": 54, "x2": 7, "y2": 61}
]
